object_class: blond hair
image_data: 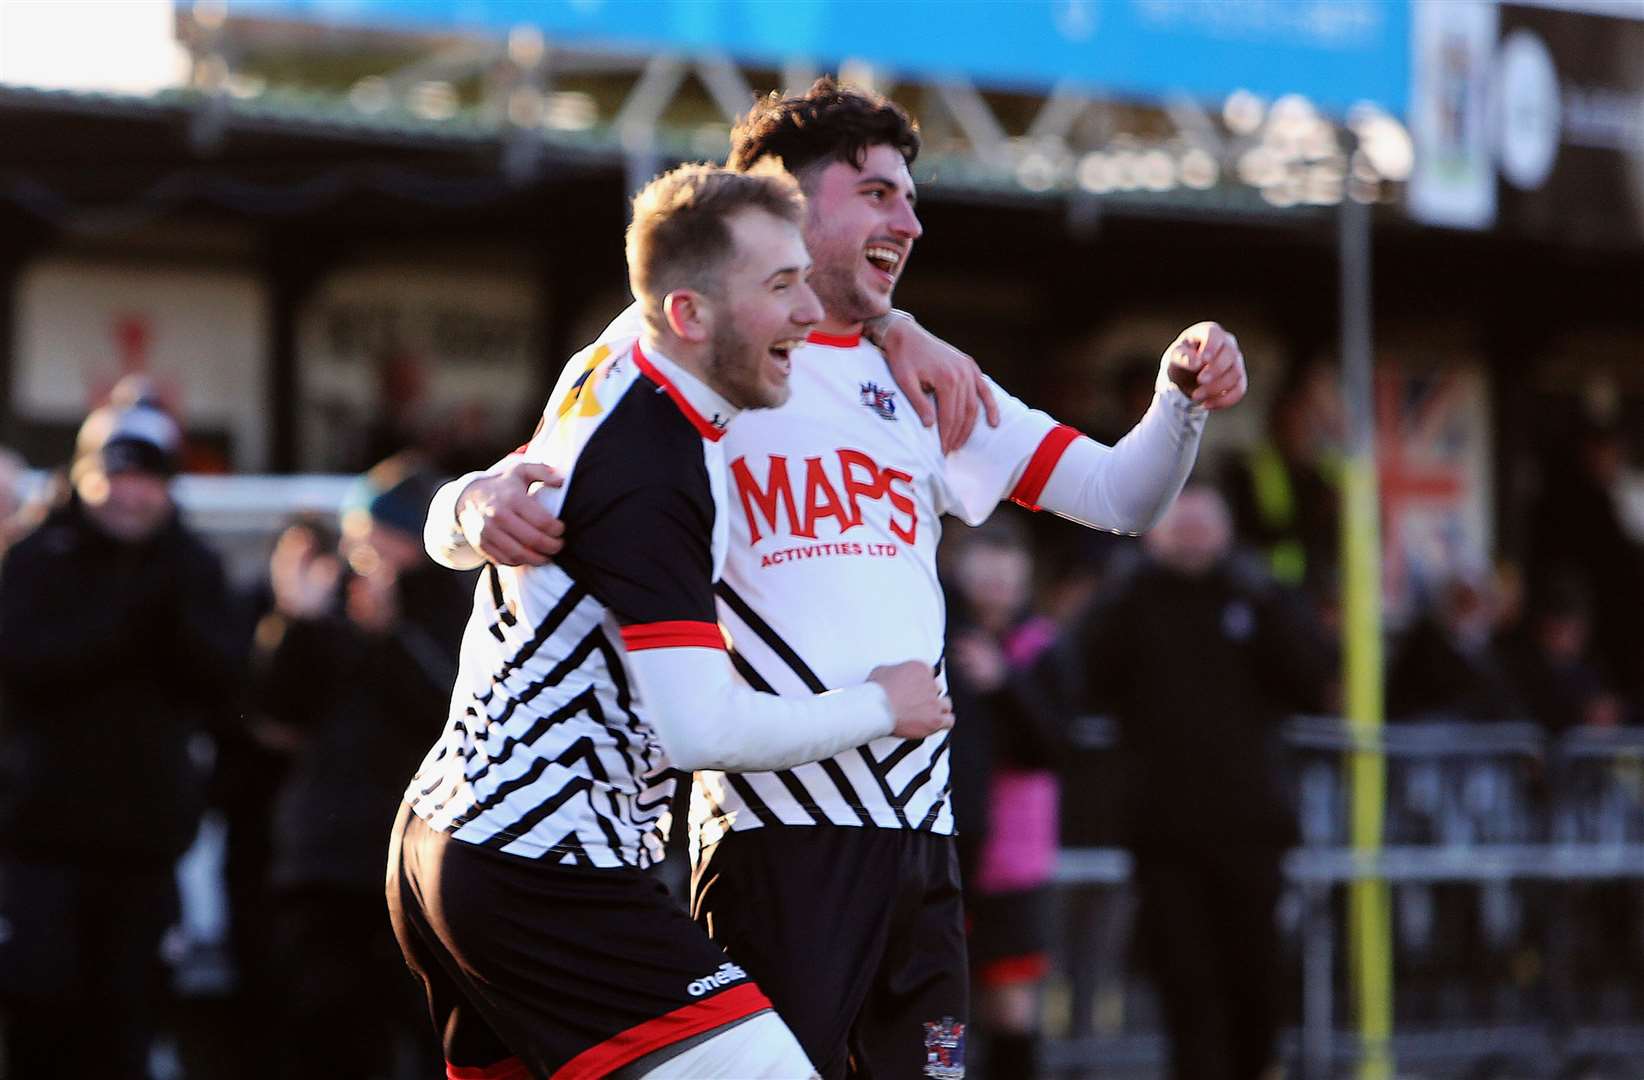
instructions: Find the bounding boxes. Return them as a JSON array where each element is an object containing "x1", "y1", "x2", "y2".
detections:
[{"x1": 625, "y1": 162, "x2": 805, "y2": 331}]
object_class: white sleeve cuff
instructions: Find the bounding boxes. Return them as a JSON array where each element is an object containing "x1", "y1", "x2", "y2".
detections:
[{"x1": 424, "y1": 470, "x2": 490, "y2": 571}]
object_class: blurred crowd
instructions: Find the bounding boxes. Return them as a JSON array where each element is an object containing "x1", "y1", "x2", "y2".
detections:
[
  {"x1": 0, "y1": 365, "x2": 1640, "y2": 1079},
  {"x1": 0, "y1": 378, "x2": 472, "y2": 1079}
]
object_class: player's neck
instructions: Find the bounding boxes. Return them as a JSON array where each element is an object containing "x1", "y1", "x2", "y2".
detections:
[
  {"x1": 812, "y1": 313, "x2": 864, "y2": 339},
  {"x1": 643, "y1": 331, "x2": 710, "y2": 386}
]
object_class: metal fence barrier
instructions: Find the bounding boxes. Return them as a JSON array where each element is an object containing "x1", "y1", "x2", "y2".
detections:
[{"x1": 1048, "y1": 718, "x2": 1644, "y2": 1079}]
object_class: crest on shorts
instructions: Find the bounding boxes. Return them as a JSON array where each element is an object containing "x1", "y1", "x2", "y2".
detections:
[
  {"x1": 859, "y1": 381, "x2": 898, "y2": 421},
  {"x1": 922, "y1": 1017, "x2": 966, "y2": 1079}
]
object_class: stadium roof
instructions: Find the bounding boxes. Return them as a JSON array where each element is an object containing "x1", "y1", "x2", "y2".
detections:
[{"x1": 0, "y1": 2, "x2": 1416, "y2": 234}]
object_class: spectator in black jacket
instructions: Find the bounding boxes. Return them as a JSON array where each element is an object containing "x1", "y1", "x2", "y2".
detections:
[
  {"x1": 1508, "y1": 574, "x2": 1622, "y2": 736},
  {"x1": 0, "y1": 396, "x2": 242, "y2": 1079},
  {"x1": 1387, "y1": 570, "x2": 1526, "y2": 723},
  {"x1": 1527, "y1": 421, "x2": 1644, "y2": 688},
  {"x1": 252, "y1": 453, "x2": 472, "y2": 1080},
  {"x1": 1071, "y1": 484, "x2": 1334, "y2": 1080}
]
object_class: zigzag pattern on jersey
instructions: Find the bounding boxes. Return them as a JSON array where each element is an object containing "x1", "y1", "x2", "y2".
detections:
[
  {"x1": 704, "y1": 582, "x2": 954, "y2": 834},
  {"x1": 409, "y1": 560, "x2": 674, "y2": 868},
  {"x1": 475, "y1": 563, "x2": 655, "y2": 775}
]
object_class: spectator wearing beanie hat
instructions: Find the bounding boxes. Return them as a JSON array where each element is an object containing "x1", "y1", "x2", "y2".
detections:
[{"x1": 0, "y1": 390, "x2": 243, "y2": 1078}]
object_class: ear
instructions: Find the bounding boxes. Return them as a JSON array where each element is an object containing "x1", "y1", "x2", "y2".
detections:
[{"x1": 664, "y1": 289, "x2": 711, "y2": 343}]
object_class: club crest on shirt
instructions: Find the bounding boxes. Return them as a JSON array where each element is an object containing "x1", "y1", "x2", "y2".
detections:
[
  {"x1": 859, "y1": 381, "x2": 898, "y2": 421},
  {"x1": 922, "y1": 1017, "x2": 966, "y2": 1079}
]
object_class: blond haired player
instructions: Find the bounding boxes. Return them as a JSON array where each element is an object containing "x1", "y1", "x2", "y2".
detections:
[{"x1": 390, "y1": 163, "x2": 952, "y2": 1080}]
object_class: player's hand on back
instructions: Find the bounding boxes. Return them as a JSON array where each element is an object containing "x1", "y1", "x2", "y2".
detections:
[
  {"x1": 1163, "y1": 321, "x2": 1248, "y2": 410},
  {"x1": 457, "y1": 460, "x2": 567, "y2": 567},
  {"x1": 872, "y1": 311, "x2": 1001, "y2": 455},
  {"x1": 869, "y1": 660, "x2": 955, "y2": 739}
]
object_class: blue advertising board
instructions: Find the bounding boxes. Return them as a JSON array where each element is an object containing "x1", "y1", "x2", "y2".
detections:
[{"x1": 225, "y1": 0, "x2": 1410, "y2": 117}]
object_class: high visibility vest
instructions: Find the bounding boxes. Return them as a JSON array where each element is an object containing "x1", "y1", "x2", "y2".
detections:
[{"x1": 1249, "y1": 441, "x2": 1341, "y2": 587}]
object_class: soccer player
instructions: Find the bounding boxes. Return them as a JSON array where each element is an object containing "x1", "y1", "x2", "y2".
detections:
[
  {"x1": 429, "y1": 80, "x2": 1248, "y2": 1078},
  {"x1": 388, "y1": 162, "x2": 953, "y2": 1080}
]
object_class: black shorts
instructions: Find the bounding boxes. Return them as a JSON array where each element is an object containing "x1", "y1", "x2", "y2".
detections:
[
  {"x1": 691, "y1": 825, "x2": 968, "y2": 1080},
  {"x1": 387, "y1": 804, "x2": 773, "y2": 1080}
]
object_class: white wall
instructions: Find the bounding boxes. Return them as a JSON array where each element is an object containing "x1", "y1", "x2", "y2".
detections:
[{"x1": 13, "y1": 256, "x2": 271, "y2": 468}]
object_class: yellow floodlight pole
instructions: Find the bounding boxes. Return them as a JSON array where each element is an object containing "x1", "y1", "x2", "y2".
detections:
[{"x1": 1339, "y1": 181, "x2": 1393, "y2": 1078}]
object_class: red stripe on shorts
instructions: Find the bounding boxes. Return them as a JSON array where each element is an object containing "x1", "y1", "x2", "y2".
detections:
[
  {"x1": 448, "y1": 1057, "x2": 531, "y2": 1080},
  {"x1": 978, "y1": 952, "x2": 1051, "y2": 987},
  {"x1": 552, "y1": 982, "x2": 772, "y2": 1080}
]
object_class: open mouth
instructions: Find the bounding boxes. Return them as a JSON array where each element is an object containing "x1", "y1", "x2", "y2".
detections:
[
  {"x1": 767, "y1": 337, "x2": 803, "y2": 374},
  {"x1": 865, "y1": 245, "x2": 902, "y2": 279}
]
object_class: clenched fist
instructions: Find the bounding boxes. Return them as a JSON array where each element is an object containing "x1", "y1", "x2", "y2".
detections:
[
  {"x1": 1163, "y1": 321, "x2": 1247, "y2": 410},
  {"x1": 869, "y1": 660, "x2": 954, "y2": 740}
]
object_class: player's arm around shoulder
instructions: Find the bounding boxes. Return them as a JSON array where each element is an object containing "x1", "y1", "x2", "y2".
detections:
[
  {"x1": 423, "y1": 459, "x2": 566, "y2": 571},
  {"x1": 867, "y1": 310, "x2": 1001, "y2": 455},
  {"x1": 424, "y1": 313, "x2": 649, "y2": 570}
]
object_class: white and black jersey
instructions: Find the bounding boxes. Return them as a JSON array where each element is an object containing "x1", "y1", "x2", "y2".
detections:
[
  {"x1": 407, "y1": 336, "x2": 737, "y2": 869},
  {"x1": 692, "y1": 328, "x2": 1066, "y2": 846}
]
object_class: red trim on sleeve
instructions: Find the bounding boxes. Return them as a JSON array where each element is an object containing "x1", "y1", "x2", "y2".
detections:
[
  {"x1": 805, "y1": 329, "x2": 862, "y2": 348},
  {"x1": 620, "y1": 621, "x2": 726, "y2": 651},
  {"x1": 448, "y1": 1057, "x2": 531, "y2": 1080},
  {"x1": 552, "y1": 982, "x2": 772, "y2": 1080},
  {"x1": 1008, "y1": 424, "x2": 1083, "y2": 511},
  {"x1": 631, "y1": 343, "x2": 726, "y2": 442}
]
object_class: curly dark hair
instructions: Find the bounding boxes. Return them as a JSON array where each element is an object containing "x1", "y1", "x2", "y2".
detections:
[{"x1": 728, "y1": 77, "x2": 920, "y2": 180}]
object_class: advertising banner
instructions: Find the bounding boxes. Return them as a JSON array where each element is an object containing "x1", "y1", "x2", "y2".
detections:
[
  {"x1": 1495, "y1": 2, "x2": 1644, "y2": 246},
  {"x1": 230, "y1": 0, "x2": 1411, "y2": 116},
  {"x1": 1408, "y1": 1, "x2": 1644, "y2": 242}
]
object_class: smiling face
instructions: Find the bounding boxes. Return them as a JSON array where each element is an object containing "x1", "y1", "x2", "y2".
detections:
[
  {"x1": 798, "y1": 143, "x2": 922, "y2": 333},
  {"x1": 702, "y1": 207, "x2": 822, "y2": 410}
]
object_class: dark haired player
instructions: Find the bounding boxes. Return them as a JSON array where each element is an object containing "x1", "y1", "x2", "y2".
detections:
[
  {"x1": 390, "y1": 163, "x2": 952, "y2": 1080},
  {"x1": 430, "y1": 80, "x2": 1247, "y2": 1078}
]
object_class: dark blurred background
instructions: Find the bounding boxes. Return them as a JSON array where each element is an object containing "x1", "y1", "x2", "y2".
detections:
[{"x1": 0, "y1": 1, "x2": 1641, "y2": 1077}]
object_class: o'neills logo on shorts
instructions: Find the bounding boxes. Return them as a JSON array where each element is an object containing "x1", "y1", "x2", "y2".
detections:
[{"x1": 686, "y1": 961, "x2": 747, "y2": 997}]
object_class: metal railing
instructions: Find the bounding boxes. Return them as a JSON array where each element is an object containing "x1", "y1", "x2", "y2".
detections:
[{"x1": 1049, "y1": 718, "x2": 1644, "y2": 1079}]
